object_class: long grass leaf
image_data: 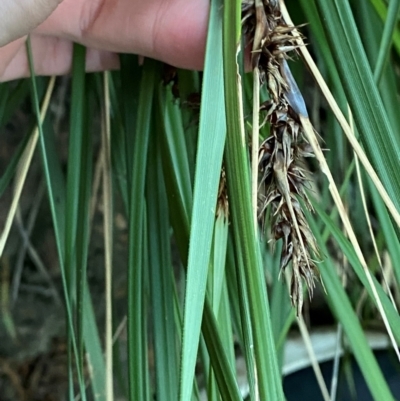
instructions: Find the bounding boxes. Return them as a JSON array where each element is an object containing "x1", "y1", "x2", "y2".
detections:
[
  {"x1": 179, "y1": 0, "x2": 229, "y2": 397},
  {"x1": 201, "y1": 300, "x2": 242, "y2": 401},
  {"x1": 83, "y1": 286, "x2": 106, "y2": 401},
  {"x1": 207, "y1": 213, "x2": 231, "y2": 401},
  {"x1": 373, "y1": 0, "x2": 400, "y2": 83},
  {"x1": 158, "y1": 84, "x2": 191, "y2": 261},
  {"x1": 158, "y1": 84, "x2": 193, "y2": 217},
  {"x1": 65, "y1": 45, "x2": 92, "y2": 390},
  {"x1": 119, "y1": 55, "x2": 141, "y2": 190},
  {"x1": 234, "y1": 242, "x2": 257, "y2": 401},
  {"x1": 223, "y1": 1, "x2": 283, "y2": 399},
  {"x1": 127, "y1": 58, "x2": 157, "y2": 401},
  {"x1": 368, "y1": 179, "x2": 400, "y2": 284},
  {"x1": 370, "y1": 0, "x2": 400, "y2": 56},
  {"x1": 146, "y1": 140, "x2": 179, "y2": 401}
]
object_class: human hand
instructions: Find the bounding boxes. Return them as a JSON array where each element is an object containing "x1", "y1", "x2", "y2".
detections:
[{"x1": 0, "y1": 0, "x2": 209, "y2": 81}]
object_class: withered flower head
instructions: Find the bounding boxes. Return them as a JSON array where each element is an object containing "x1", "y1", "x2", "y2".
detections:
[{"x1": 243, "y1": 0, "x2": 321, "y2": 315}]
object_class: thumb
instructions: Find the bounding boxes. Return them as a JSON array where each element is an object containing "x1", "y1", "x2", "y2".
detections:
[{"x1": 0, "y1": 0, "x2": 62, "y2": 46}]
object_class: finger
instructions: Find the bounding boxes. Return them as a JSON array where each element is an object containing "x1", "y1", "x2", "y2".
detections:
[
  {"x1": 0, "y1": 0, "x2": 62, "y2": 46},
  {"x1": 35, "y1": 0, "x2": 209, "y2": 70},
  {"x1": 0, "y1": 35, "x2": 119, "y2": 82},
  {"x1": 0, "y1": 38, "x2": 26, "y2": 78}
]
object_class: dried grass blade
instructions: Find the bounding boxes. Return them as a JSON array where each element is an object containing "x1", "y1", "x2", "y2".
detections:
[
  {"x1": 0, "y1": 77, "x2": 55, "y2": 258},
  {"x1": 101, "y1": 71, "x2": 114, "y2": 401}
]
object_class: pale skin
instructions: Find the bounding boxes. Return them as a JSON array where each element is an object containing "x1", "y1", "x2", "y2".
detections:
[{"x1": 0, "y1": 0, "x2": 209, "y2": 81}]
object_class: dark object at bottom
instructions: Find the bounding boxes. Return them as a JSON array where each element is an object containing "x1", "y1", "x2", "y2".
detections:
[{"x1": 283, "y1": 350, "x2": 400, "y2": 401}]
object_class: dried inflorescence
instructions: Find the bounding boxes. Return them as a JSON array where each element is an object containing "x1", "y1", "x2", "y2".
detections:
[
  {"x1": 217, "y1": 168, "x2": 229, "y2": 220},
  {"x1": 242, "y1": 0, "x2": 320, "y2": 314}
]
